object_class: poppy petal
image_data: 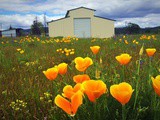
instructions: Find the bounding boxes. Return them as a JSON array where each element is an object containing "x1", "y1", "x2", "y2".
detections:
[
  {"x1": 75, "y1": 57, "x2": 84, "y2": 65},
  {"x1": 73, "y1": 74, "x2": 90, "y2": 83},
  {"x1": 57, "y1": 63, "x2": 68, "y2": 75},
  {"x1": 74, "y1": 57, "x2": 93, "y2": 72},
  {"x1": 73, "y1": 83, "x2": 83, "y2": 92},
  {"x1": 152, "y1": 75, "x2": 160, "y2": 96},
  {"x1": 62, "y1": 85, "x2": 74, "y2": 99},
  {"x1": 54, "y1": 95, "x2": 72, "y2": 115},
  {"x1": 110, "y1": 82, "x2": 133, "y2": 105},
  {"x1": 82, "y1": 80, "x2": 107, "y2": 102},
  {"x1": 43, "y1": 67, "x2": 58, "y2": 80},
  {"x1": 71, "y1": 91, "x2": 83, "y2": 114},
  {"x1": 115, "y1": 54, "x2": 131, "y2": 65}
]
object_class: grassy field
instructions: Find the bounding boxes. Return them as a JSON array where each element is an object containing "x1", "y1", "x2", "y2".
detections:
[{"x1": 0, "y1": 34, "x2": 160, "y2": 120}]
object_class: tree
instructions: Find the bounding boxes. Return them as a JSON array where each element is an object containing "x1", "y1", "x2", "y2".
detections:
[
  {"x1": 31, "y1": 17, "x2": 44, "y2": 35},
  {"x1": 126, "y1": 22, "x2": 141, "y2": 34}
]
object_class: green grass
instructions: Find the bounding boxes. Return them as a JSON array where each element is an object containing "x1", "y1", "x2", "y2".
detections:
[{"x1": 0, "y1": 34, "x2": 160, "y2": 120}]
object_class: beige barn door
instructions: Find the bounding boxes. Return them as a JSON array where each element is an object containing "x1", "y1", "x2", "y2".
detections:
[{"x1": 74, "y1": 18, "x2": 91, "y2": 38}]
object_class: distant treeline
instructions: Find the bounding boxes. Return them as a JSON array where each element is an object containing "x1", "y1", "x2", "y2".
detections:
[{"x1": 115, "y1": 23, "x2": 160, "y2": 35}]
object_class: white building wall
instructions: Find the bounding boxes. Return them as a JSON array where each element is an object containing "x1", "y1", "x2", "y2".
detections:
[
  {"x1": 2, "y1": 30, "x2": 16, "y2": 37},
  {"x1": 92, "y1": 17, "x2": 115, "y2": 38},
  {"x1": 48, "y1": 17, "x2": 74, "y2": 37},
  {"x1": 48, "y1": 8, "x2": 115, "y2": 38}
]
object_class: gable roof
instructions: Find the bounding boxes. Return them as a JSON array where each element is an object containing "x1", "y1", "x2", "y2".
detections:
[
  {"x1": 2, "y1": 28, "x2": 23, "y2": 32},
  {"x1": 48, "y1": 6, "x2": 116, "y2": 24},
  {"x1": 48, "y1": 7, "x2": 96, "y2": 24},
  {"x1": 94, "y1": 15, "x2": 116, "y2": 21},
  {"x1": 47, "y1": 16, "x2": 70, "y2": 23},
  {"x1": 65, "y1": 6, "x2": 96, "y2": 17}
]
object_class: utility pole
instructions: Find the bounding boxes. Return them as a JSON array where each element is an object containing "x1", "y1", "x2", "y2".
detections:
[
  {"x1": 0, "y1": 23, "x2": 2, "y2": 37},
  {"x1": 43, "y1": 13, "x2": 47, "y2": 36},
  {"x1": 0, "y1": 23, "x2": 2, "y2": 31}
]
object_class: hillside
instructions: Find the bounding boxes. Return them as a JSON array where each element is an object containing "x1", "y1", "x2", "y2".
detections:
[{"x1": 115, "y1": 26, "x2": 160, "y2": 34}]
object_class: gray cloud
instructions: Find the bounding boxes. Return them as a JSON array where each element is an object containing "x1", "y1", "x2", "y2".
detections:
[
  {"x1": 0, "y1": 14, "x2": 63, "y2": 30},
  {"x1": 1, "y1": 0, "x2": 160, "y2": 17},
  {"x1": 95, "y1": 0, "x2": 160, "y2": 18},
  {"x1": 115, "y1": 13, "x2": 160, "y2": 28},
  {"x1": 0, "y1": 0, "x2": 160, "y2": 29}
]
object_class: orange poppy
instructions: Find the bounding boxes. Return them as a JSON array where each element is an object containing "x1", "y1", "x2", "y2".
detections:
[
  {"x1": 115, "y1": 53, "x2": 132, "y2": 65},
  {"x1": 90, "y1": 46, "x2": 100, "y2": 54},
  {"x1": 74, "y1": 57, "x2": 93, "y2": 72},
  {"x1": 73, "y1": 74, "x2": 90, "y2": 83},
  {"x1": 54, "y1": 91, "x2": 83, "y2": 116},
  {"x1": 57, "y1": 63, "x2": 68, "y2": 75},
  {"x1": 82, "y1": 80, "x2": 107, "y2": 102},
  {"x1": 43, "y1": 67, "x2": 58, "y2": 80},
  {"x1": 62, "y1": 83, "x2": 83, "y2": 99},
  {"x1": 151, "y1": 75, "x2": 160, "y2": 96},
  {"x1": 110, "y1": 82, "x2": 134, "y2": 105},
  {"x1": 146, "y1": 48, "x2": 156, "y2": 57}
]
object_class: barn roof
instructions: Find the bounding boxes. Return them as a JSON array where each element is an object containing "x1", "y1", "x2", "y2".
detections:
[
  {"x1": 94, "y1": 15, "x2": 116, "y2": 21},
  {"x1": 48, "y1": 7, "x2": 95, "y2": 23},
  {"x1": 65, "y1": 6, "x2": 96, "y2": 18},
  {"x1": 47, "y1": 16, "x2": 69, "y2": 23},
  {"x1": 47, "y1": 6, "x2": 115, "y2": 23},
  {"x1": 2, "y1": 28, "x2": 23, "y2": 32}
]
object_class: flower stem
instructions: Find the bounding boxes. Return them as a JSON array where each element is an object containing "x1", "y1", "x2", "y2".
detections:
[
  {"x1": 133, "y1": 56, "x2": 141, "y2": 109},
  {"x1": 153, "y1": 93, "x2": 160, "y2": 120},
  {"x1": 52, "y1": 81, "x2": 54, "y2": 93},
  {"x1": 68, "y1": 115, "x2": 75, "y2": 120},
  {"x1": 148, "y1": 57, "x2": 152, "y2": 85},
  {"x1": 93, "y1": 102, "x2": 97, "y2": 120},
  {"x1": 122, "y1": 65, "x2": 125, "y2": 82},
  {"x1": 122, "y1": 104, "x2": 126, "y2": 120}
]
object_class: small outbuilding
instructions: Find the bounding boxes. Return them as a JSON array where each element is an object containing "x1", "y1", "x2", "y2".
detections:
[
  {"x1": 48, "y1": 7, "x2": 115, "y2": 38},
  {"x1": 0, "y1": 30, "x2": 2, "y2": 37},
  {"x1": 1, "y1": 27, "x2": 23, "y2": 37}
]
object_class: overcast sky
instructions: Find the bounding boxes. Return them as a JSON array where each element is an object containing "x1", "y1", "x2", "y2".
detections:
[{"x1": 0, "y1": 0, "x2": 160, "y2": 30}]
